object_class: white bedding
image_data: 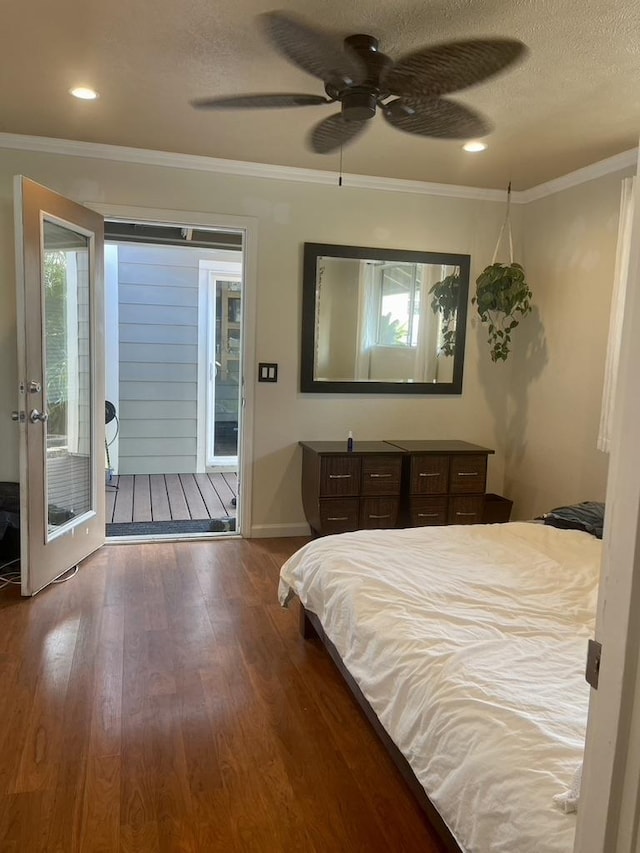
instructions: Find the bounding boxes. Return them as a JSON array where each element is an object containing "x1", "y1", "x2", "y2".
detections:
[{"x1": 278, "y1": 522, "x2": 601, "y2": 853}]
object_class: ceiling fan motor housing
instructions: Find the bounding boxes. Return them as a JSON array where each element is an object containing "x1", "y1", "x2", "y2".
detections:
[{"x1": 333, "y1": 34, "x2": 390, "y2": 121}]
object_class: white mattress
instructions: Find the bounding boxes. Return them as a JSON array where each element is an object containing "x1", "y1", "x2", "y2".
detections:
[{"x1": 278, "y1": 522, "x2": 601, "y2": 853}]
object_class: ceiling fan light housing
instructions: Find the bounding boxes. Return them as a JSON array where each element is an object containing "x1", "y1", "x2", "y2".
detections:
[{"x1": 342, "y1": 90, "x2": 378, "y2": 121}]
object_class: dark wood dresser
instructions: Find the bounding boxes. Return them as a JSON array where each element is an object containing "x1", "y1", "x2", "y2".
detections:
[
  {"x1": 300, "y1": 439, "x2": 495, "y2": 536},
  {"x1": 385, "y1": 440, "x2": 495, "y2": 527},
  {"x1": 300, "y1": 441, "x2": 404, "y2": 537}
]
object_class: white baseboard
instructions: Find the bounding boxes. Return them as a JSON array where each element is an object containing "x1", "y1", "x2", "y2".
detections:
[{"x1": 249, "y1": 522, "x2": 311, "y2": 539}]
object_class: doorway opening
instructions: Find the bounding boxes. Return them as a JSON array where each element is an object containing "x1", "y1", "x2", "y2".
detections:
[{"x1": 103, "y1": 221, "x2": 244, "y2": 538}]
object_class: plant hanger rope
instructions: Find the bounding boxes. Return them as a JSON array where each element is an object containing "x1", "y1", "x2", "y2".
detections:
[{"x1": 491, "y1": 181, "x2": 514, "y2": 265}]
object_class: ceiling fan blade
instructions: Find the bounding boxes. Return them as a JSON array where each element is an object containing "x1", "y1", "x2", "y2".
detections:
[
  {"x1": 383, "y1": 38, "x2": 527, "y2": 98},
  {"x1": 383, "y1": 97, "x2": 492, "y2": 139},
  {"x1": 191, "y1": 93, "x2": 332, "y2": 109},
  {"x1": 309, "y1": 112, "x2": 368, "y2": 154},
  {"x1": 260, "y1": 11, "x2": 366, "y2": 88}
]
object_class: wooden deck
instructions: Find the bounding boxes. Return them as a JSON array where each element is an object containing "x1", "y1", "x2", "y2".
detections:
[{"x1": 106, "y1": 473, "x2": 237, "y2": 524}]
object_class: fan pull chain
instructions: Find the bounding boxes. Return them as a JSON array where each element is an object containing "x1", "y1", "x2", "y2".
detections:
[
  {"x1": 338, "y1": 145, "x2": 343, "y2": 187},
  {"x1": 491, "y1": 181, "x2": 513, "y2": 264}
]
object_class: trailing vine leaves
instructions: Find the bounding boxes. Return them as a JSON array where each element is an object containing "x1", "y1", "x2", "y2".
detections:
[
  {"x1": 378, "y1": 312, "x2": 408, "y2": 345},
  {"x1": 429, "y1": 271, "x2": 460, "y2": 357},
  {"x1": 472, "y1": 262, "x2": 532, "y2": 361}
]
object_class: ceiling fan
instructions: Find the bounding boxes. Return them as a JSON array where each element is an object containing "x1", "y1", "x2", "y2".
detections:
[{"x1": 191, "y1": 11, "x2": 527, "y2": 155}]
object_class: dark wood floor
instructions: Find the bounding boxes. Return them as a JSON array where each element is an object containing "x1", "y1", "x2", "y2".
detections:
[
  {"x1": 106, "y1": 473, "x2": 237, "y2": 524},
  {"x1": 0, "y1": 538, "x2": 445, "y2": 852}
]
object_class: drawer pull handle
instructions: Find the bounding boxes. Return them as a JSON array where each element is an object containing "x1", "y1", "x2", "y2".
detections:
[
  {"x1": 419, "y1": 472, "x2": 440, "y2": 478},
  {"x1": 368, "y1": 513, "x2": 391, "y2": 519},
  {"x1": 329, "y1": 474, "x2": 352, "y2": 479},
  {"x1": 369, "y1": 473, "x2": 392, "y2": 478},
  {"x1": 327, "y1": 516, "x2": 349, "y2": 521},
  {"x1": 457, "y1": 472, "x2": 479, "y2": 477},
  {"x1": 418, "y1": 512, "x2": 440, "y2": 518},
  {"x1": 456, "y1": 511, "x2": 477, "y2": 517}
]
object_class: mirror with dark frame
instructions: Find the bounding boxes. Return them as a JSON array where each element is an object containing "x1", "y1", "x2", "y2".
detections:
[{"x1": 301, "y1": 242, "x2": 470, "y2": 394}]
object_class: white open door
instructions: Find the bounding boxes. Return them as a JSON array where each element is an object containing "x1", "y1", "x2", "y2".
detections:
[{"x1": 14, "y1": 176, "x2": 105, "y2": 596}]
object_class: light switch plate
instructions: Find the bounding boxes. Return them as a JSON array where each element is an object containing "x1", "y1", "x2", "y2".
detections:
[{"x1": 258, "y1": 362, "x2": 278, "y2": 382}]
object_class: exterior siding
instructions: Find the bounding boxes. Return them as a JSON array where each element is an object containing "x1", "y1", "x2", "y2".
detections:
[{"x1": 116, "y1": 244, "x2": 201, "y2": 475}]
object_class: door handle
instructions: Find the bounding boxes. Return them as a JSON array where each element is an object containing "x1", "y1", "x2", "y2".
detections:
[{"x1": 29, "y1": 409, "x2": 48, "y2": 424}]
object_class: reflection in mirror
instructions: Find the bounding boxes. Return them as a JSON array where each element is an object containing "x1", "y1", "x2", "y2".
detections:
[{"x1": 301, "y1": 243, "x2": 470, "y2": 394}]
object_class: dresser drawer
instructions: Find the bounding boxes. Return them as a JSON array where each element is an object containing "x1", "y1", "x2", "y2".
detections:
[
  {"x1": 410, "y1": 455, "x2": 449, "y2": 495},
  {"x1": 449, "y1": 455, "x2": 487, "y2": 494},
  {"x1": 319, "y1": 499, "x2": 360, "y2": 533},
  {"x1": 360, "y1": 497, "x2": 399, "y2": 529},
  {"x1": 448, "y1": 495, "x2": 484, "y2": 524},
  {"x1": 410, "y1": 496, "x2": 448, "y2": 526},
  {"x1": 320, "y1": 456, "x2": 361, "y2": 497},
  {"x1": 361, "y1": 455, "x2": 402, "y2": 496}
]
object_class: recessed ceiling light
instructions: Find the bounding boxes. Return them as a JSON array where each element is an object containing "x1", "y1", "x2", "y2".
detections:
[
  {"x1": 463, "y1": 140, "x2": 487, "y2": 153},
  {"x1": 70, "y1": 86, "x2": 99, "y2": 100}
]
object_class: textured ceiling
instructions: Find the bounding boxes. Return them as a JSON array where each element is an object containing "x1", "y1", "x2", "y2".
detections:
[{"x1": 2, "y1": 0, "x2": 640, "y2": 189}]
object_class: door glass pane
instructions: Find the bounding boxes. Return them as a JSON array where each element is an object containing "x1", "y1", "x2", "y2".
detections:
[
  {"x1": 43, "y1": 219, "x2": 92, "y2": 536},
  {"x1": 213, "y1": 279, "x2": 240, "y2": 459}
]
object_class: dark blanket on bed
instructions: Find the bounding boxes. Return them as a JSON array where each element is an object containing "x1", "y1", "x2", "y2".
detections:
[{"x1": 540, "y1": 502, "x2": 605, "y2": 539}]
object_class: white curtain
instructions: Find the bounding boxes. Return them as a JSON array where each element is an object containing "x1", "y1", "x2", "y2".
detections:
[
  {"x1": 354, "y1": 261, "x2": 377, "y2": 379},
  {"x1": 413, "y1": 265, "x2": 442, "y2": 382},
  {"x1": 598, "y1": 177, "x2": 636, "y2": 452}
]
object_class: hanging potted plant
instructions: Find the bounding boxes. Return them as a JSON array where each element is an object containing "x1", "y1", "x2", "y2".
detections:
[
  {"x1": 429, "y1": 269, "x2": 460, "y2": 357},
  {"x1": 472, "y1": 183, "x2": 533, "y2": 362}
]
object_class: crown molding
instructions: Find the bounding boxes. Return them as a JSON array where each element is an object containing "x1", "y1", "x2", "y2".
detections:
[
  {"x1": 0, "y1": 132, "x2": 509, "y2": 201},
  {"x1": 0, "y1": 132, "x2": 636, "y2": 204},
  {"x1": 517, "y1": 149, "x2": 638, "y2": 203}
]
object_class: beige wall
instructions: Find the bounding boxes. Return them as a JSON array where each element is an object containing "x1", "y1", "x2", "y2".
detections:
[
  {"x1": 8, "y1": 147, "x2": 627, "y2": 532},
  {"x1": 506, "y1": 168, "x2": 635, "y2": 520},
  {"x1": 0, "y1": 145, "x2": 517, "y2": 534}
]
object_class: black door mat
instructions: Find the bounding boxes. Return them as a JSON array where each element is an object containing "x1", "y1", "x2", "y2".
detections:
[{"x1": 106, "y1": 517, "x2": 236, "y2": 537}]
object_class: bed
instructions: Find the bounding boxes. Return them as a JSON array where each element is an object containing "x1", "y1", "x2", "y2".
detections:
[{"x1": 278, "y1": 520, "x2": 601, "y2": 853}]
